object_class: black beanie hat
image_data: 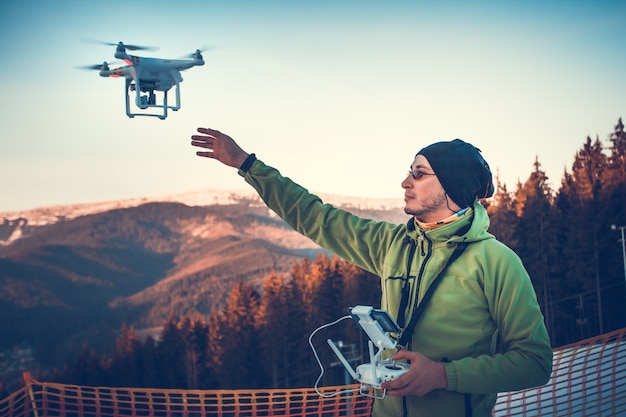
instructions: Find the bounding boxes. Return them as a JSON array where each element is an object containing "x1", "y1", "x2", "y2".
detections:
[{"x1": 417, "y1": 139, "x2": 494, "y2": 208}]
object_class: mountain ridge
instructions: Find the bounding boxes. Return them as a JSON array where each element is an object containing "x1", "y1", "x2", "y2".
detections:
[
  {"x1": 1, "y1": 188, "x2": 404, "y2": 245},
  {"x1": 0, "y1": 189, "x2": 407, "y2": 374}
]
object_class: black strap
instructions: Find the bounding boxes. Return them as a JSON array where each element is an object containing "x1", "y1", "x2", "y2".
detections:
[
  {"x1": 465, "y1": 393, "x2": 473, "y2": 417},
  {"x1": 396, "y1": 238, "x2": 417, "y2": 329},
  {"x1": 398, "y1": 242, "x2": 468, "y2": 348}
]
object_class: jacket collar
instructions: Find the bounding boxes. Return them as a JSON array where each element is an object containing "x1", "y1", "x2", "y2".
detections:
[{"x1": 406, "y1": 200, "x2": 492, "y2": 244}]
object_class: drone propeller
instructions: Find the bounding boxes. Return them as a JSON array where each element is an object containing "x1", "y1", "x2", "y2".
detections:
[
  {"x1": 75, "y1": 61, "x2": 115, "y2": 71},
  {"x1": 180, "y1": 45, "x2": 215, "y2": 60},
  {"x1": 81, "y1": 37, "x2": 159, "y2": 52}
]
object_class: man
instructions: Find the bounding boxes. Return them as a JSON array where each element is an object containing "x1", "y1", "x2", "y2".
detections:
[{"x1": 190, "y1": 127, "x2": 553, "y2": 417}]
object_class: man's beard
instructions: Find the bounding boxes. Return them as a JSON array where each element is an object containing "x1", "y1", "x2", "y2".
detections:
[{"x1": 404, "y1": 190, "x2": 449, "y2": 221}]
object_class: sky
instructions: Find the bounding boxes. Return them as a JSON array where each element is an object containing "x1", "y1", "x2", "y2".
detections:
[{"x1": 0, "y1": 0, "x2": 624, "y2": 213}]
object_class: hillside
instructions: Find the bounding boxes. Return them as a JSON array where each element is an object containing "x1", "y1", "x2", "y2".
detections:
[{"x1": 0, "y1": 190, "x2": 407, "y2": 368}]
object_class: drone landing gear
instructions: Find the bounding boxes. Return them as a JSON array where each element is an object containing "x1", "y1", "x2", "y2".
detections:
[{"x1": 124, "y1": 79, "x2": 180, "y2": 120}]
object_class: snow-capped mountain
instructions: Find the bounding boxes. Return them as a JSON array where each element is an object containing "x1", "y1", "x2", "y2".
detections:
[{"x1": 0, "y1": 188, "x2": 406, "y2": 245}]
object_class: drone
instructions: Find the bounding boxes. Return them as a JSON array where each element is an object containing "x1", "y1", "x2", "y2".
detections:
[{"x1": 78, "y1": 40, "x2": 205, "y2": 119}]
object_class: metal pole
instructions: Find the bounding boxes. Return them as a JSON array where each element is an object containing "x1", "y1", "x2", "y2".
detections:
[
  {"x1": 23, "y1": 372, "x2": 40, "y2": 417},
  {"x1": 613, "y1": 225, "x2": 626, "y2": 300}
]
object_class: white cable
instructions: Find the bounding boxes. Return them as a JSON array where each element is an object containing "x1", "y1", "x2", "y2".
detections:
[{"x1": 308, "y1": 315, "x2": 361, "y2": 398}]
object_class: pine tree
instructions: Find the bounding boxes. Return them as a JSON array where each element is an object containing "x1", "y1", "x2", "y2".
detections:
[
  {"x1": 72, "y1": 344, "x2": 107, "y2": 386},
  {"x1": 307, "y1": 254, "x2": 345, "y2": 327},
  {"x1": 560, "y1": 136, "x2": 608, "y2": 337},
  {"x1": 606, "y1": 118, "x2": 626, "y2": 184},
  {"x1": 217, "y1": 279, "x2": 264, "y2": 388},
  {"x1": 257, "y1": 271, "x2": 290, "y2": 387},
  {"x1": 306, "y1": 254, "x2": 346, "y2": 385},
  {"x1": 177, "y1": 316, "x2": 198, "y2": 389},
  {"x1": 487, "y1": 175, "x2": 519, "y2": 250},
  {"x1": 513, "y1": 158, "x2": 563, "y2": 344},
  {"x1": 340, "y1": 261, "x2": 380, "y2": 313},
  {"x1": 205, "y1": 309, "x2": 223, "y2": 389},
  {"x1": 156, "y1": 315, "x2": 188, "y2": 388},
  {"x1": 187, "y1": 317, "x2": 210, "y2": 389},
  {"x1": 139, "y1": 335, "x2": 158, "y2": 388},
  {"x1": 603, "y1": 118, "x2": 626, "y2": 222},
  {"x1": 601, "y1": 118, "x2": 626, "y2": 331},
  {"x1": 111, "y1": 323, "x2": 141, "y2": 387}
]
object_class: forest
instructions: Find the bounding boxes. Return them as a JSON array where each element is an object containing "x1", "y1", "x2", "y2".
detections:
[{"x1": 25, "y1": 118, "x2": 626, "y2": 391}]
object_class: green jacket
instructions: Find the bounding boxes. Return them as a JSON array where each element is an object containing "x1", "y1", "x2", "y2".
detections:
[{"x1": 240, "y1": 159, "x2": 553, "y2": 417}]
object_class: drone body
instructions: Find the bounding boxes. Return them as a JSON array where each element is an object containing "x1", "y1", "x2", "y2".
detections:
[{"x1": 85, "y1": 41, "x2": 205, "y2": 119}]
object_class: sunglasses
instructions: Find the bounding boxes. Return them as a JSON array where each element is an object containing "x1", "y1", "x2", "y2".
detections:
[{"x1": 408, "y1": 170, "x2": 437, "y2": 180}]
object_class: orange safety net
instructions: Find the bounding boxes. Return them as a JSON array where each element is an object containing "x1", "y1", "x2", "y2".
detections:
[
  {"x1": 1, "y1": 327, "x2": 624, "y2": 417},
  {"x1": 1, "y1": 379, "x2": 372, "y2": 417},
  {"x1": 493, "y1": 326, "x2": 626, "y2": 416}
]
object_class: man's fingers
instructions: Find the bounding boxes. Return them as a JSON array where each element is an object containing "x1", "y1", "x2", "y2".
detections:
[
  {"x1": 191, "y1": 135, "x2": 216, "y2": 149},
  {"x1": 191, "y1": 140, "x2": 211, "y2": 149},
  {"x1": 191, "y1": 131, "x2": 219, "y2": 159},
  {"x1": 197, "y1": 127, "x2": 222, "y2": 137},
  {"x1": 382, "y1": 379, "x2": 409, "y2": 392},
  {"x1": 196, "y1": 151, "x2": 215, "y2": 158},
  {"x1": 191, "y1": 135, "x2": 214, "y2": 142}
]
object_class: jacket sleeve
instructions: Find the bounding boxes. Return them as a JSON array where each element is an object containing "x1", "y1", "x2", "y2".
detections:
[
  {"x1": 239, "y1": 159, "x2": 400, "y2": 276},
  {"x1": 443, "y1": 242, "x2": 553, "y2": 394}
]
